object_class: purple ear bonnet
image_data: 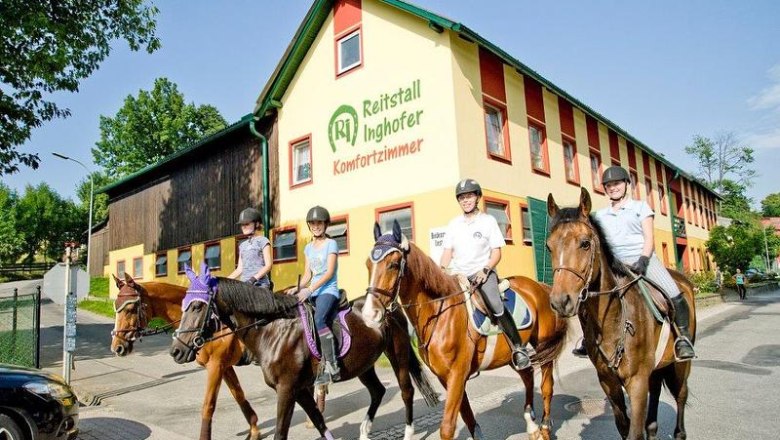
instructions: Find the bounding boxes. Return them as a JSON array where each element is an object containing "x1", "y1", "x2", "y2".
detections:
[
  {"x1": 182, "y1": 264, "x2": 218, "y2": 311},
  {"x1": 370, "y1": 233, "x2": 401, "y2": 263}
]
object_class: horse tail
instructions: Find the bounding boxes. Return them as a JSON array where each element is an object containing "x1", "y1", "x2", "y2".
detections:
[
  {"x1": 531, "y1": 314, "x2": 569, "y2": 368},
  {"x1": 407, "y1": 342, "x2": 440, "y2": 407}
]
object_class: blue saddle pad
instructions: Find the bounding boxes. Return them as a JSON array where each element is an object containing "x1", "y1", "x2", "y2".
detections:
[{"x1": 470, "y1": 287, "x2": 533, "y2": 336}]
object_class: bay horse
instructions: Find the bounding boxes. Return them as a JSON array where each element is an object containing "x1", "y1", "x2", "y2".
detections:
[
  {"x1": 360, "y1": 221, "x2": 569, "y2": 440},
  {"x1": 546, "y1": 188, "x2": 696, "y2": 440},
  {"x1": 109, "y1": 273, "x2": 262, "y2": 440},
  {"x1": 169, "y1": 263, "x2": 439, "y2": 440}
]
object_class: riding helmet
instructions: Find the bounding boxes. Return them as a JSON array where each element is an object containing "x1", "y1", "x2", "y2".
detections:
[
  {"x1": 455, "y1": 178, "x2": 482, "y2": 199},
  {"x1": 601, "y1": 166, "x2": 631, "y2": 185},
  {"x1": 306, "y1": 206, "x2": 331, "y2": 224},
  {"x1": 237, "y1": 207, "x2": 262, "y2": 225}
]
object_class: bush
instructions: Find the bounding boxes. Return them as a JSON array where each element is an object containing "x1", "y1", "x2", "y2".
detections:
[{"x1": 687, "y1": 271, "x2": 718, "y2": 295}]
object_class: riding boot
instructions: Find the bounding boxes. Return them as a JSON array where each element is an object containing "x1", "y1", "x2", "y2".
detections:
[
  {"x1": 670, "y1": 295, "x2": 695, "y2": 360},
  {"x1": 495, "y1": 309, "x2": 531, "y2": 370},
  {"x1": 571, "y1": 339, "x2": 588, "y2": 358},
  {"x1": 315, "y1": 331, "x2": 340, "y2": 386}
]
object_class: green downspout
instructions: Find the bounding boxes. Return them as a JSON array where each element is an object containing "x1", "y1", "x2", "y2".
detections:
[
  {"x1": 249, "y1": 117, "x2": 271, "y2": 239},
  {"x1": 667, "y1": 170, "x2": 682, "y2": 271}
]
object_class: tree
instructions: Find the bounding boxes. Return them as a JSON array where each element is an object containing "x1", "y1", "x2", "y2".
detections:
[
  {"x1": 15, "y1": 183, "x2": 84, "y2": 263},
  {"x1": 92, "y1": 77, "x2": 227, "y2": 177},
  {"x1": 761, "y1": 193, "x2": 780, "y2": 217},
  {"x1": 718, "y1": 179, "x2": 753, "y2": 222},
  {"x1": 0, "y1": 183, "x2": 24, "y2": 263},
  {"x1": 75, "y1": 172, "x2": 113, "y2": 226},
  {"x1": 0, "y1": 0, "x2": 160, "y2": 175},
  {"x1": 706, "y1": 224, "x2": 763, "y2": 273},
  {"x1": 685, "y1": 132, "x2": 755, "y2": 192}
]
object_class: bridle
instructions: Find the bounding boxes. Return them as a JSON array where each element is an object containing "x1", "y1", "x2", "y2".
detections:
[
  {"x1": 365, "y1": 241, "x2": 408, "y2": 316},
  {"x1": 111, "y1": 287, "x2": 149, "y2": 343},
  {"x1": 172, "y1": 286, "x2": 222, "y2": 351}
]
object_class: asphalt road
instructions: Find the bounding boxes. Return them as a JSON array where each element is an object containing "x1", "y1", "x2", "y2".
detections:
[{"x1": 28, "y1": 289, "x2": 780, "y2": 439}]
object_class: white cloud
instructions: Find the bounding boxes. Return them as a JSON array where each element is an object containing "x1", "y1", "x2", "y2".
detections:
[
  {"x1": 748, "y1": 64, "x2": 780, "y2": 111},
  {"x1": 744, "y1": 128, "x2": 780, "y2": 150},
  {"x1": 745, "y1": 64, "x2": 780, "y2": 149}
]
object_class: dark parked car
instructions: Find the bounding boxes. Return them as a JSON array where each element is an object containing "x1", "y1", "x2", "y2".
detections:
[{"x1": 0, "y1": 364, "x2": 78, "y2": 440}]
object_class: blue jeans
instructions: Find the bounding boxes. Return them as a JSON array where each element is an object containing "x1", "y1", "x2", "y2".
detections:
[{"x1": 314, "y1": 294, "x2": 339, "y2": 332}]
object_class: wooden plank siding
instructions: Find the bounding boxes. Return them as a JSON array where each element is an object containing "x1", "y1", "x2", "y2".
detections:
[{"x1": 89, "y1": 225, "x2": 110, "y2": 276}]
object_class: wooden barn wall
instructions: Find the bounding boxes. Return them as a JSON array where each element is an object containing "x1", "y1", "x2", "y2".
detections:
[
  {"x1": 89, "y1": 226, "x2": 110, "y2": 276},
  {"x1": 108, "y1": 120, "x2": 279, "y2": 253}
]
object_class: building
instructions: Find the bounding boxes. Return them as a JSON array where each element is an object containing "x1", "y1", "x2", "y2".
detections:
[{"x1": 97, "y1": 0, "x2": 720, "y2": 297}]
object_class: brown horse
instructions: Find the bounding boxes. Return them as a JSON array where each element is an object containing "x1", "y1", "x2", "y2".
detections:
[
  {"x1": 360, "y1": 221, "x2": 569, "y2": 440},
  {"x1": 169, "y1": 264, "x2": 439, "y2": 440},
  {"x1": 109, "y1": 273, "x2": 261, "y2": 440},
  {"x1": 546, "y1": 188, "x2": 695, "y2": 440}
]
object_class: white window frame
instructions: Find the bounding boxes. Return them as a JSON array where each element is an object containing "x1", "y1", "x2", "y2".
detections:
[
  {"x1": 292, "y1": 138, "x2": 312, "y2": 186},
  {"x1": 485, "y1": 200, "x2": 512, "y2": 242},
  {"x1": 337, "y1": 29, "x2": 362, "y2": 75},
  {"x1": 484, "y1": 102, "x2": 507, "y2": 158}
]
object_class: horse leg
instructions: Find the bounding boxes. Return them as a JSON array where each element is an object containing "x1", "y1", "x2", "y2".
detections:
[
  {"x1": 519, "y1": 367, "x2": 541, "y2": 440},
  {"x1": 357, "y1": 367, "x2": 387, "y2": 440},
  {"x1": 645, "y1": 370, "x2": 664, "y2": 440},
  {"x1": 222, "y1": 366, "x2": 261, "y2": 440},
  {"x1": 384, "y1": 337, "x2": 417, "y2": 440},
  {"x1": 305, "y1": 385, "x2": 327, "y2": 429},
  {"x1": 458, "y1": 391, "x2": 483, "y2": 440},
  {"x1": 665, "y1": 363, "x2": 691, "y2": 440},
  {"x1": 198, "y1": 362, "x2": 224, "y2": 440},
  {"x1": 539, "y1": 362, "x2": 556, "y2": 440},
  {"x1": 294, "y1": 387, "x2": 335, "y2": 440},
  {"x1": 598, "y1": 374, "x2": 630, "y2": 439},
  {"x1": 436, "y1": 372, "x2": 471, "y2": 440},
  {"x1": 273, "y1": 384, "x2": 297, "y2": 440},
  {"x1": 625, "y1": 373, "x2": 651, "y2": 440}
]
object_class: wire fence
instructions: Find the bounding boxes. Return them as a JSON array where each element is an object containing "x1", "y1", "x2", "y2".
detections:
[{"x1": 0, "y1": 287, "x2": 41, "y2": 368}]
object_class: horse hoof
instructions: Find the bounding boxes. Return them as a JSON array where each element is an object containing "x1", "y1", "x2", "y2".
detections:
[
  {"x1": 527, "y1": 430, "x2": 543, "y2": 440},
  {"x1": 540, "y1": 426, "x2": 552, "y2": 440},
  {"x1": 305, "y1": 419, "x2": 315, "y2": 429},
  {"x1": 248, "y1": 431, "x2": 262, "y2": 440}
]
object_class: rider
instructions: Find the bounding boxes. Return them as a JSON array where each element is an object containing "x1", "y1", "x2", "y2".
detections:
[
  {"x1": 440, "y1": 178, "x2": 531, "y2": 370},
  {"x1": 229, "y1": 207, "x2": 272, "y2": 288},
  {"x1": 591, "y1": 165, "x2": 695, "y2": 360},
  {"x1": 286, "y1": 206, "x2": 341, "y2": 385}
]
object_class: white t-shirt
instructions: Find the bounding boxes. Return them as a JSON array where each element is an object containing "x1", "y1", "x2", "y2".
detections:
[
  {"x1": 593, "y1": 199, "x2": 654, "y2": 261},
  {"x1": 443, "y1": 212, "x2": 506, "y2": 275}
]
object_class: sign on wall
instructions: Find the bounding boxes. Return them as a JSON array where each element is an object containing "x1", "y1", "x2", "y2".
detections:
[{"x1": 429, "y1": 226, "x2": 448, "y2": 267}]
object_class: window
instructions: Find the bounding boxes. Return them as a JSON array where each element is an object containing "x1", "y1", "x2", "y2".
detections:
[
  {"x1": 590, "y1": 152, "x2": 603, "y2": 193},
  {"x1": 645, "y1": 178, "x2": 655, "y2": 210},
  {"x1": 528, "y1": 122, "x2": 549, "y2": 174},
  {"x1": 155, "y1": 253, "x2": 167, "y2": 277},
  {"x1": 662, "y1": 242, "x2": 670, "y2": 267},
  {"x1": 485, "y1": 199, "x2": 512, "y2": 242},
  {"x1": 484, "y1": 101, "x2": 510, "y2": 161},
  {"x1": 630, "y1": 171, "x2": 640, "y2": 200},
  {"x1": 376, "y1": 203, "x2": 414, "y2": 240},
  {"x1": 116, "y1": 260, "x2": 126, "y2": 278},
  {"x1": 337, "y1": 29, "x2": 361, "y2": 74},
  {"x1": 562, "y1": 138, "x2": 579, "y2": 184},
  {"x1": 658, "y1": 183, "x2": 668, "y2": 215},
  {"x1": 132, "y1": 257, "x2": 143, "y2": 279},
  {"x1": 205, "y1": 243, "x2": 221, "y2": 270},
  {"x1": 273, "y1": 228, "x2": 297, "y2": 262},
  {"x1": 326, "y1": 217, "x2": 349, "y2": 254},
  {"x1": 290, "y1": 136, "x2": 312, "y2": 188},
  {"x1": 520, "y1": 205, "x2": 532, "y2": 245},
  {"x1": 177, "y1": 248, "x2": 192, "y2": 274}
]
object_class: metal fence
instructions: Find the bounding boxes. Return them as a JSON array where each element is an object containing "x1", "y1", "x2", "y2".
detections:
[{"x1": 0, "y1": 287, "x2": 41, "y2": 368}]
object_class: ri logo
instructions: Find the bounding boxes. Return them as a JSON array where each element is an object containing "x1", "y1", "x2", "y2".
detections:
[{"x1": 328, "y1": 104, "x2": 358, "y2": 152}]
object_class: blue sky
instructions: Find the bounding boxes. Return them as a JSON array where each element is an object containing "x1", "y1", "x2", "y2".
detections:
[{"x1": 4, "y1": 0, "x2": 779, "y2": 207}]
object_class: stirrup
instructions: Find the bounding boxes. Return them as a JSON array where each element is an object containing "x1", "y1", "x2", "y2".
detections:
[
  {"x1": 511, "y1": 347, "x2": 532, "y2": 371},
  {"x1": 326, "y1": 361, "x2": 341, "y2": 382},
  {"x1": 674, "y1": 336, "x2": 695, "y2": 362},
  {"x1": 314, "y1": 370, "x2": 332, "y2": 386}
]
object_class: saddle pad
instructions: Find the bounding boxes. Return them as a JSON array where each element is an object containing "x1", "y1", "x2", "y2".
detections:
[
  {"x1": 463, "y1": 285, "x2": 534, "y2": 337},
  {"x1": 298, "y1": 302, "x2": 352, "y2": 360},
  {"x1": 637, "y1": 280, "x2": 665, "y2": 323}
]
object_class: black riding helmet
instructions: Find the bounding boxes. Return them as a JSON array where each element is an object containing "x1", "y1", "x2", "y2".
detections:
[
  {"x1": 601, "y1": 166, "x2": 631, "y2": 185},
  {"x1": 455, "y1": 178, "x2": 482, "y2": 199},
  {"x1": 236, "y1": 207, "x2": 261, "y2": 225},
  {"x1": 306, "y1": 206, "x2": 331, "y2": 225}
]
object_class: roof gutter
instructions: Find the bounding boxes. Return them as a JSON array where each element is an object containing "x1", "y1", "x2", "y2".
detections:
[{"x1": 249, "y1": 118, "x2": 271, "y2": 239}]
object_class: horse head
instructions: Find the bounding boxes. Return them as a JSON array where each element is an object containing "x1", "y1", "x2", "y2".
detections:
[
  {"x1": 362, "y1": 220, "x2": 409, "y2": 328},
  {"x1": 110, "y1": 272, "x2": 146, "y2": 356},
  {"x1": 546, "y1": 187, "x2": 603, "y2": 317},
  {"x1": 170, "y1": 263, "x2": 221, "y2": 364}
]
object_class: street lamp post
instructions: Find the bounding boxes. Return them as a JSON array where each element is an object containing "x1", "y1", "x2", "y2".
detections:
[
  {"x1": 52, "y1": 153, "x2": 93, "y2": 281},
  {"x1": 763, "y1": 226, "x2": 772, "y2": 272}
]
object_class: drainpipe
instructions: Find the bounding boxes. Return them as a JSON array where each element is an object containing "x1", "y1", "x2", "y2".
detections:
[
  {"x1": 667, "y1": 170, "x2": 682, "y2": 271},
  {"x1": 249, "y1": 117, "x2": 271, "y2": 239}
]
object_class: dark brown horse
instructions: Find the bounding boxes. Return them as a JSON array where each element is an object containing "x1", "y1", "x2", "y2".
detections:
[
  {"x1": 360, "y1": 222, "x2": 569, "y2": 440},
  {"x1": 546, "y1": 188, "x2": 696, "y2": 440},
  {"x1": 109, "y1": 274, "x2": 261, "y2": 440},
  {"x1": 169, "y1": 264, "x2": 438, "y2": 440}
]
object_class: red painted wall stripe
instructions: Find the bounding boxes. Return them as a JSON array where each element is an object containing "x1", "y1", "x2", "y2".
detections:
[
  {"x1": 655, "y1": 160, "x2": 664, "y2": 185},
  {"x1": 627, "y1": 141, "x2": 637, "y2": 170},
  {"x1": 524, "y1": 77, "x2": 545, "y2": 122},
  {"x1": 586, "y1": 115, "x2": 600, "y2": 149},
  {"x1": 479, "y1": 47, "x2": 506, "y2": 102},
  {"x1": 642, "y1": 151, "x2": 651, "y2": 176},
  {"x1": 334, "y1": 0, "x2": 361, "y2": 35},
  {"x1": 558, "y1": 97, "x2": 575, "y2": 138},
  {"x1": 608, "y1": 130, "x2": 620, "y2": 163}
]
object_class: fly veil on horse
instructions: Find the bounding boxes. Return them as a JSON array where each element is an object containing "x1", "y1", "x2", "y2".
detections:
[
  {"x1": 546, "y1": 188, "x2": 696, "y2": 440},
  {"x1": 170, "y1": 263, "x2": 438, "y2": 440},
  {"x1": 361, "y1": 221, "x2": 569, "y2": 440},
  {"x1": 110, "y1": 273, "x2": 261, "y2": 440}
]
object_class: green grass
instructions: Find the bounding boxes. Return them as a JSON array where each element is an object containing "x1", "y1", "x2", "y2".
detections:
[
  {"x1": 90, "y1": 277, "x2": 109, "y2": 298},
  {"x1": 79, "y1": 298, "x2": 115, "y2": 318}
]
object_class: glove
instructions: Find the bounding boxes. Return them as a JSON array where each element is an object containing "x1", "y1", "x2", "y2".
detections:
[
  {"x1": 296, "y1": 287, "x2": 312, "y2": 303},
  {"x1": 247, "y1": 277, "x2": 258, "y2": 285},
  {"x1": 472, "y1": 267, "x2": 490, "y2": 286},
  {"x1": 631, "y1": 256, "x2": 650, "y2": 275}
]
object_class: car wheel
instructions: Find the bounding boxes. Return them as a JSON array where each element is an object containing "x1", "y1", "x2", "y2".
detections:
[{"x1": 0, "y1": 413, "x2": 26, "y2": 440}]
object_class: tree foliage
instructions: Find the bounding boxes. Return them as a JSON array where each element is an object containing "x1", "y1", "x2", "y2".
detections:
[
  {"x1": 684, "y1": 132, "x2": 755, "y2": 192},
  {"x1": 92, "y1": 77, "x2": 227, "y2": 177},
  {"x1": 718, "y1": 179, "x2": 753, "y2": 222},
  {"x1": 75, "y1": 171, "x2": 113, "y2": 226},
  {"x1": 0, "y1": 0, "x2": 160, "y2": 175},
  {"x1": 15, "y1": 183, "x2": 85, "y2": 263},
  {"x1": 761, "y1": 193, "x2": 780, "y2": 217},
  {"x1": 0, "y1": 183, "x2": 24, "y2": 263},
  {"x1": 706, "y1": 224, "x2": 763, "y2": 273}
]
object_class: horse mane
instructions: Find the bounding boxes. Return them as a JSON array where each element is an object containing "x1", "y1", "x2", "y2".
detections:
[
  {"x1": 216, "y1": 277, "x2": 299, "y2": 318},
  {"x1": 406, "y1": 243, "x2": 463, "y2": 297},
  {"x1": 550, "y1": 207, "x2": 632, "y2": 279}
]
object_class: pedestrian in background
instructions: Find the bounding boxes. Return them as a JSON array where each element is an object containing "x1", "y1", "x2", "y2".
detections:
[{"x1": 733, "y1": 268, "x2": 747, "y2": 300}]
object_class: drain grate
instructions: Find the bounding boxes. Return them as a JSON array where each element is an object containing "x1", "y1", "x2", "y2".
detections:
[{"x1": 564, "y1": 398, "x2": 612, "y2": 417}]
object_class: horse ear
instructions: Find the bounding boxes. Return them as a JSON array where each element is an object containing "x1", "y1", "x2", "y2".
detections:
[
  {"x1": 124, "y1": 272, "x2": 134, "y2": 285},
  {"x1": 547, "y1": 193, "x2": 559, "y2": 219},
  {"x1": 184, "y1": 264, "x2": 196, "y2": 283},
  {"x1": 112, "y1": 273, "x2": 124, "y2": 288},
  {"x1": 579, "y1": 187, "x2": 592, "y2": 217},
  {"x1": 200, "y1": 261, "x2": 209, "y2": 278},
  {"x1": 392, "y1": 220, "x2": 402, "y2": 243},
  {"x1": 373, "y1": 222, "x2": 382, "y2": 241}
]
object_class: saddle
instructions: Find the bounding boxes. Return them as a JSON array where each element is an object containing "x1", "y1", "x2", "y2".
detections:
[
  {"x1": 635, "y1": 276, "x2": 672, "y2": 324},
  {"x1": 299, "y1": 289, "x2": 353, "y2": 360},
  {"x1": 456, "y1": 275, "x2": 533, "y2": 336}
]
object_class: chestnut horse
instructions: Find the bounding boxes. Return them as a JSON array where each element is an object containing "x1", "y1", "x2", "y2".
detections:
[
  {"x1": 546, "y1": 188, "x2": 695, "y2": 440},
  {"x1": 110, "y1": 274, "x2": 261, "y2": 440},
  {"x1": 361, "y1": 221, "x2": 569, "y2": 440},
  {"x1": 169, "y1": 264, "x2": 439, "y2": 440}
]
